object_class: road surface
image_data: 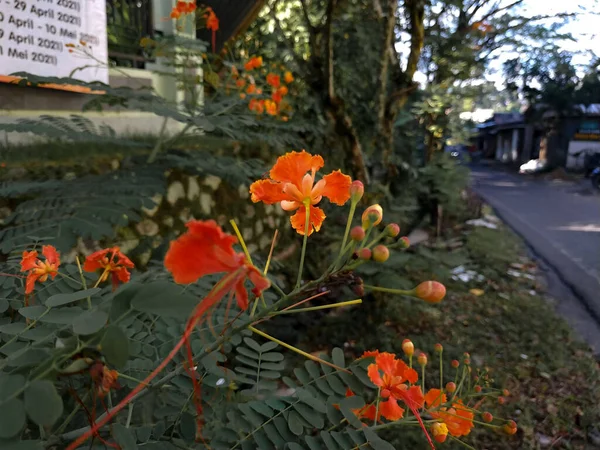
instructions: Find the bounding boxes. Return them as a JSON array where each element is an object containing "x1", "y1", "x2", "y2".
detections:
[{"x1": 470, "y1": 164, "x2": 600, "y2": 354}]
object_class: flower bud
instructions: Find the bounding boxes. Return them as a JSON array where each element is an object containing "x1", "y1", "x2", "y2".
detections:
[
  {"x1": 402, "y1": 339, "x2": 414, "y2": 357},
  {"x1": 350, "y1": 226, "x2": 366, "y2": 241},
  {"x1": 503, "y1": 389, "x2": 510, "y2": 397},
  {"x1": 464, "y1": 358, "x2": 471, "y2": 365},
  {"x1": 451, "y1": 360, "x2": 459, "y2": 369},
  {"x1": 353, "y1": 282, "x2": 365, "y2": 297},
  {"x1": 431, "y1": 422, "x2": 448, "y2": 443},
  {"x1": 362, "y1": 204, "x2": 383, "y2": 227},
  {"x1": 350, "y1": 180, "x2": 364, "y2": 203},
  {"x1": 372, "y1": 245, "x2": 390, "y2": 262},
  {"x1": 357, "y1": 248, "x2": 372, "y2": 260},
  {"x1": 498, "y1": 396, "x2": 505, "y2": 405},
  {"x1": 414, "y1": 281, "x2": 446, "y2": 303},
  {"x1": 474, "y1": 385, "x2": 482, "y2": 393},
  {"x1": 434, "y1": 343, "x2": 443, "y2": 353},
  {"x1": 398, "y1": 236, "x2": 410, "y2": 249},
  {"x1": 503, "y1": 421, "x2": 517, "y2": 435},
  {"x1": 385, "y1": 223, "x2": 400, "y2": 237},
  {"x1": 445, "y1": 382, "x2": 456, "y2": 393},
  {"x1": 482, "y1": 412, "x2": 493, "y2": 423},
  {"x1": 417, "y1": 352, "x2": 428, "y2": 366}
]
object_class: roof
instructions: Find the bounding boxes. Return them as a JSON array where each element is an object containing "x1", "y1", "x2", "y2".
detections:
[{"x1": 197, "y1": 0, "x2": 265, "y2": 52}]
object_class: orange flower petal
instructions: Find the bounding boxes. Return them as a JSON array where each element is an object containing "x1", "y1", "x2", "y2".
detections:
[
  {"x1": 289, "y1": 205, "x2": 325, "y2": 236},
  {"x1": 113, "y1": 266, "x2": 131, "y2": 284},
  {"x1": 404, "y1": 366, "x2": 419, "y2": 384},
  {"x1": 235, "y1": 277, "x2": 249, "y2": 310},
  {"x1": 367, "y1": 363, "x2": 384, "y2": 387},
  {"x1": 361, "y1": 350, "x2": 380, "y2": 359},
  {"x1": 42, "y1": 245, "x2": 60, "y2": 266},
  {"x1": 379, "y1": 397, "x2": 405, "y2": 421},
  {"x1": 322, "y1": 170, "x2": 352, "y2": 205},
  {"x1": 249, "y1": 179, "x2": 288, "y2": 204},
  {"x1": 83, "y1": 249, "x2": 110, "y2": 272},
  {"x1": 401, "y1": 385, "x2": 425, "y2": 410},
  {"x1": 25, "y1": 272, "x2": 38, "y2": 294},
  {"x1": 424, "y1": 388, "x2": 447, "y2": 408},
  {"x1": 270, "y1": 150, "x2": 324, "y2": 186},
  {"x1": 374, "y1": 352, "x2": 398, "y2": 375},
  {"x1": 20, "y1": 250, "x2": 38, "y2": 272}
]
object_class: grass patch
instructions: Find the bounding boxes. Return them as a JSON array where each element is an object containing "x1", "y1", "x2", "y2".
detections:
[{"x1": 299, "y1": 217, "x2": 600, "y2": 449}]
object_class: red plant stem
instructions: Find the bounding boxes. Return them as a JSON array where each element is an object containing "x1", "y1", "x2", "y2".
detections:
[{"x1": 65, "y1": 271, "x2": 243, "y2": 450}]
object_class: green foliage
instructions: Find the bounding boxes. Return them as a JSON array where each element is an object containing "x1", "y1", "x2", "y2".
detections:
[{"x1": 416, "y1": 153, "x2": 470, "y2": 214}]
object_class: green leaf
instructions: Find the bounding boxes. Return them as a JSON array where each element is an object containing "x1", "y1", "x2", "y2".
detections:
[
  {"x1": 0, "y1": 299, "x2": 9, "y2": 314},
  {"x1": 294, "y1": 402, "x2": 324, "y2": 429},
  {"x1": 110, "y1": 283, "x2": 137, "y2": 321},
  {"x1": 0, "y1": 441, "x2": 42, "y2": 450},
  {"x1": 331, "y1": 348, "x2": 345, "y2": 368},
  {"x1": 362, "y1": 429, "x2": 395, "y2": 450},
  {"x1": 130, "y1": 281, "x2": 197, "y2": 319},
  {"x1": 45, "y1": 288, "x2": 101, "y2": 307},
  {"x1": 0, "y1": 375, "x2": 25, "y2": 400},
  {"x1": 24, "y1": 380, "x2": 63, "y2": 427},
  {"x1": 179, "y1": 412, "x2": 196, "y2": 443},
  {"x1": 101, "y1": 325, "x2": 130, "y2": 368},
  {"x1": 18, "y1": 306, "x2": 47, "y2": 320},
  {"x1": 286, "y1": 444, "x2": 305, "y2": 450},
  {"x1": 72, "y1": 310, "x2": 108, "y2": 335},
  {"x1": 287, "y1": 410, "x2": 304, "y2": 436},
  {"x1": 296, "y1": 388, "x2": 327, "y2": 413},
  {"x1": 0, "y1": 323, "x2": 27, "y2": 335},
  {"x1": 0, "y1": 398, "x2": 26, "y2": 438},
  {"x1": 243, "y1": 337, "x2": 262, "y2": 352},
  {"x1": 112, "y1": 423, "x2": 139, "y2": 450}
]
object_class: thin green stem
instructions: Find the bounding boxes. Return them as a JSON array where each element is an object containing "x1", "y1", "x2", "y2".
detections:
[
  {"x1": 363, "y1": 285, "x2": 415, "y2": 296},
  {"x1": 0, "y1": 307, "x2": 51, "y2": 351},
  {"x1": 358, "y1": 225, "x2": 373, "y2": 250},
  {"x1": 338, "y1": 201, "x2": 357, "y2": 258},
  {"x1": 55, "y1": 392, "x2": 89, "y2": 435},
  {"x1": 125, "y1": 403, "x2": 134, "y2": 428},
  {"x1": 374, "y1": 388, "x2": 381, "y2": 426},
  {"x1": 439, "y1": 351, "x2": 443, "y2": 390},
  {"x1": 421, "y1": 364, "x2": 425, "y2": 393},
  {"x1": 448, "y1": 434, "x2": 477, "y2": 449},
  {"x1": 74, "y1": 257, "x2": 91, "y2": 310},
  {"x1": 365, "y1": 230, "x2": 387, "y2": 249},
  {"x1": 272, "y1": 299, "x2": 362, "y2": 315},
  {"x1": 146, "y1": 117, "x2": 170, "y2": 164},
  {"x1": 295, "y1": 201, "x2": 310, "y2": 289}
]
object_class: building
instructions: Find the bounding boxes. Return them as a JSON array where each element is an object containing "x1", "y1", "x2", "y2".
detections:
[{"x1": 0, "y1": 0, "x2": 263, "y2": 143}]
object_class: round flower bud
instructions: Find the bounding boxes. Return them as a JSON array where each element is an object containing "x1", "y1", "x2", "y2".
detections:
[
  {"x1": 464, "y1": 358, "x2": 471, "y2": 365},
  {"x1": 398, "y1": 236, "x2": 410, "y2": 249},
  {"x1": 432, "y1": 422, "x2": 448, "y2": 443},
  {"x1": 417, "y1": 352, "x2": 428, "y2": 366},
  {"x1": 451, "y1": 360, "x2": 460, "y2": 369},
  {"x1": 362, "y1": 204, "x2": 383, "y2": 227},
  {"x1": 402, "y1": 339, "x2": 414, "y2": 357},
  {"x1": 372, "y1": 245, "x2": 390, "y2": 262},
  {"x1": 414, "y1": 281, "x2": 446, "y2": 303},
  {"x1": 445, "y1": 382, "x2": 456, "y2": 393},
  {"x1": 482, "y1": 412, "x2": 493, "y2": 423},
  {"x1": 385, "y1": 223, "x2": 400, "y2": 237},
  {"x1": 503, "y1": 422, "x2": 517, "y2": 435},
  {"x1": 503, "y1": 389, "x2": 510, "y2": 397},
  {"x1": 350, "y1": 226, "x2": 366, "y2": 241},
  {"x1": 353, "y1": 282, "x2": 365, "y2": 297},
  {"x1": 474, "y1": 385, "x2": 482, "y2": 393},
  {"x1": 434, "y1": 343, "x2": 443, "y2": 353},
  {"x1": 350, "y1": 180, "x2": 364, "y2": 202},
  {"x1": 498, "y1": 396, "x2": 505, "y2": 405},
  {"x1": 357, "y1": 248, "x2": 372, "y2": 260}
]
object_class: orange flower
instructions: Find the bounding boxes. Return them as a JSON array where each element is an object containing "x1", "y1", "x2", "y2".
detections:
[
  {"x1": 367, "y1": 352, "x2": 422, "y2": 420},
  {"x1": 244, "y1": 56, "x2": 263, "y2": 71},
  {"x1": 338, "y1": 388, "x2": 379, "y2": 423},
  {"x1": 90, "y1": 363, "x2": 120, "y2": 398},
  {"x1": 271, "y1": 91, "x2": 283, "y2": 104},
  {"x1": 264, "y1": 99, "x2": 278, "y2": 115},
  {"x1": 424, "y1": 388, "x2": 447, "y2": 409},
  {"x1": 249, "y1": 98, "x2": 264, "y2": 114},
  {"x1": 266, "y1": 73, "x2": 281, "y2": 88},
  {"x1": 432, "y1": 422, "x2": 449, "y2": 443},
  {"x1": 249, "y1": 150, "x2": 352, "y2": 235},
  {"x1": 361, "y1": 350, "x2": 381, "y2": 359},
  {"x1": 246, "y1": 83, "x2": 257, "y2": 94},
  {"x1": 236, "y1": 78, "x2": 246, "y2": 88},
  {"x1": 170, "y1": 8, "x2": 182, "y2": 19},
  {"x1": 205, "y1": 6, "x2": 218, "y2": 30},
  {"x1": 277, "y1": 86, "x2": 289, "y2": 96},
  {"x1": 284, "y1": 71, "x2": 294, "y2": 84},
  {"x1": 20, "y1": 245, "x2": 60, "y2": 294},
  {"x1": 84, "y1": 247, "x2": 134, "y2": 289},
  {"x1": 430, "y1": 400, "x2": 475, "y2": 437},
  {"x1": 164, "y1": 220, "x2": 270, "y2": 310}
]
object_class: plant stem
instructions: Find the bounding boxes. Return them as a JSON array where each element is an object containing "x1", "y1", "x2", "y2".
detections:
[
  {"x1": 295, "y1": 201, "x2": 310, "y2": 289},
  {"x1": 439, "y1": 351, "x2": 443, "y2": 390},
  {"x1": 74, "y1": 257, "x2": 91, "y2": 310},
  {"x1": 421, "y1": 364, "x2": 425, "y2": 393},
  {"x1": 125, "y1": 403, "x2": 134, "y2": 428},
  {"x1": 363, "y1": 285, "x2": 415, "y2": 296},
  {"x1": 358, "y1": 225, "x2": 373, "y2": 250},
  {"x1": 373, "y1": 388, "x2": 381, "y2": 426},
  {"x1": 338, "y1": 201, "x2": 357, "y2": 258},
  {"x1": 272, "y1": 299, "x2": 361, "y2": 315},
  {"x1": 146, "y1": 117, "x2": 170, "y2": 164}
]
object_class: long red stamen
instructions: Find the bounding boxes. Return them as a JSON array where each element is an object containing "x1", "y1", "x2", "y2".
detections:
[{"x1": 399, "y1": 391, "x2": 435, "y2": 450}]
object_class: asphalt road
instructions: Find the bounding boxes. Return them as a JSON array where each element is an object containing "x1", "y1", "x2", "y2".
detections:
[{"x1": 470, "y1": 164, "x2": 600, "y2": 354}]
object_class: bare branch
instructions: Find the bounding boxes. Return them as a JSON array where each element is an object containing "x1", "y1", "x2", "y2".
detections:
[
  {"x1": 479, "y1": 0, "x2": 525, "y2": 23},
  {"x1": 299, "y1": 0, "x2": 319, "y2": 52}
]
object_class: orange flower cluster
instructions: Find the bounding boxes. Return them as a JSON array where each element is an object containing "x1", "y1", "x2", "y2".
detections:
[
  {"x1": 170, "y1": 0, "x2": 196, "y2": 19},
  {"x1": 20, "y1": 245, "x2": 60, "y2": 294},
  {"x1": 235, "y1": 57, "x2": 294, "y2": 118},
  {"x1": 90, "y1": 363, "x2": 120, "y2": 398},
  {"x1": 164, "y1": 220, "x2": 269, "y2": 310},
  {"x1": 360, "y1": 341, "x2": 517, "y2": 447},
  {"x1": 84, "y1": 247, "x2": 135, "y2": 290},
  {"x1": 249, "y1": 150, "x2": 352, "y2": 235}
]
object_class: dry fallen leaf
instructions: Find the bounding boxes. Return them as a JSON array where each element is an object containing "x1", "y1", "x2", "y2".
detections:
[{"x1": 469, "y1": 288, "x2": 485, "y2": 296}]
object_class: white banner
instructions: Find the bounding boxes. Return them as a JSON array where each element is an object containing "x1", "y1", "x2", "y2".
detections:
[{"x1": 0, "y1": 0, "x2": 108, "y2": 84}]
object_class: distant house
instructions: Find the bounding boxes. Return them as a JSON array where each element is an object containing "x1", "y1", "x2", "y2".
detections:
[{"x1": 475, "y1": 105, "x2": 600, "y2": 169}]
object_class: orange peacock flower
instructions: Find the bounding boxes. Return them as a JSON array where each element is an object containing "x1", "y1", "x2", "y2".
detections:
[
  {"x1": 430, "y1": 399, "x2": 475, "y2": 437},
  {"x1": 284, "y1": 71, "x2": 294, "y2": 84},
  {"x1": 266, "y1": 73, "x2": 281, "y2": 88},
  {"x1": 249, "y1": 151, "x2": 352, "y2": 235},
  {"x1": 205, "y1": 6, "x2": 218, "y2": 30},
  {"x1": 90, "y1": 363, "x2": 121, "y2": 398},
  {"x1": 164, "y1": 220, "x2": 270, "y2": 310},
  {"x1": 264, "y1": 99, "x2": 278, "y2": 116},
  {"x1": 246, "y1": 83, "x2": 257, "y2": 94},
  {"x1": 366, "y1": 352, "x2": 422, "y2": 421},
  {"x1": 20, "y1": 245, "x2": 60, "y2": 294},
  {"x1": 84, "y1": 247, "x2": 134, "y2": 289},
  {"x1": 244, "y1": 56, "x2": 263, "y2": 71},
  {"x1": 248, "y1": 98, "x2": 264, "y2": 114},
  {"x1": 424, "y1": 388, "x2": 447, "y2": 409}
]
